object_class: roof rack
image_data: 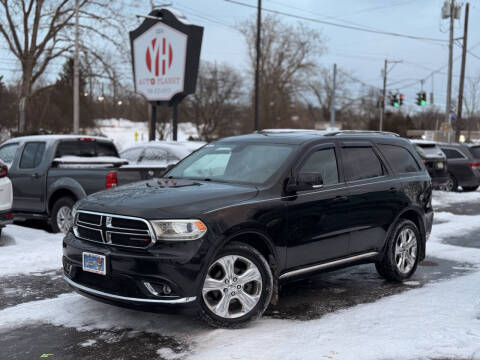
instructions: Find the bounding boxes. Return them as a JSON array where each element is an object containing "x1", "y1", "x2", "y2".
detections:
[{"x1": 323, "y1": 130, "x2": 400, "y2": 137}]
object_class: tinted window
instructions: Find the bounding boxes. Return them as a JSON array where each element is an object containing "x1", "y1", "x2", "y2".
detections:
[
  {"x1": 441, "y1": 148, "x2": 465, "y2": 159},
  {"x1": 299, "y1": 148, "x2": 339, "y2": 185},
  {"x1": 343, "y1": 147, "x2": 384, "y2": 181},
  {"x1": 0, "y1": 143, "x2": 19, "y2": 165},
  {"x1": 20, "y1": 142, "x2": 46, "y2": 169},
  {"x1": 55, "y1": 140, "x2": 118, "y2": 158},
  {"x1": 167, "y1": 143, "x2": 294, "y2": 184},
  {"x1": 120, "y1": 148, "x2": 143, "y2": 162},
  {"x1": 469, "y1": 146, "x2": 480, "y2": 159},
  {"x1": 379, "y1": 144, "x2": 420, "y2": 173}
]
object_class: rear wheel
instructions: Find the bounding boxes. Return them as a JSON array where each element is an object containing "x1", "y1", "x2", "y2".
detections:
[
  {"x1": 445, "y1": 173, "x2": 458, "y2": 192},
  {"x1": 50, "y1": 197, "x2": 75, "y2": 234},
  {"x1": 198, "y1": 242, "x2": 273, "y2": 328},
  {"x1": 462, "y1": 186, "x2": 479, "y2": 192},
  {"x1": 376, "y1": 219, "x2": 420, "y2": 282}
]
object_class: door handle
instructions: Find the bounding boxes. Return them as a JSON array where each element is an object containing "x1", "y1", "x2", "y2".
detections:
[
  {"x1": 31, "y1": 173, "x2": 41, "y2": 179},
  {"x1": 333, "y1": 195, "x2": 348, "y2": 202},
  {"x1": 389, "y1": 187, "x2": 398, "y2": 193}
]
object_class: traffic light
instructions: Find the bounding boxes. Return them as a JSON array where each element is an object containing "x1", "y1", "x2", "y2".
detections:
[
  {"x1": 390, "y1": 93, "x2": 399, "y2": 107},
  {"x1": 399, "y1": 93, "x2": 404, "y2": 106},
  {"x1": 416, "y1": 91, "x2": 427, "y2": 106},
  {"x1": 421, "y1": 92, "x2": 427, "y2": 106}
]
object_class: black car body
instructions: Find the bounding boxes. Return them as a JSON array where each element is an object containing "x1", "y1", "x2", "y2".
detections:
[
  {"x1": 411, "y1": 140, "x2": 449, "y2": 189},
  {"x1": 63, "y1": 130, "x2": 433, "y2": 327},
  {"x1": 438, "y1": 142, "x2": 480, "y2": 192}
]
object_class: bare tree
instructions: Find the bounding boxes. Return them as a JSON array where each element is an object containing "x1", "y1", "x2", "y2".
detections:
[
  {"x1": 185, "y1": 62, "x2": 243, "y2": 141},
  {"x1": 463, "y1": 74, "x2": 480, "y2": 139},
  {"x1": 0, "y1": 0, "x2": 127, "y2": 131},
  {"x1": 240, "y1": 15, "x2": 324, "y2": 129}
]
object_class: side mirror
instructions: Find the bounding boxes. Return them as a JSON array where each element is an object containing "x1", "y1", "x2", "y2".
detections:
[{"x1": 288, "y1": 172, "x2": 323, "y2": 192}]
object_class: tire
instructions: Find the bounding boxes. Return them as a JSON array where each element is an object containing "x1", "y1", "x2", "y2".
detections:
[
  {"x1": 445, "y1": 173, "x2": 458, "y2": 192},
  {"x1": 462, "y1": 186, "x2": 479, "y2": 192},
  {"x1": 50, "y1": 197, "x2": 75, "y2": 234},
  {"x1": 197, "y1": 242, "x2": 273, "y2": 328},
  {"x1": 375, "y1": 219, "x2": 420, "y2": 282}
]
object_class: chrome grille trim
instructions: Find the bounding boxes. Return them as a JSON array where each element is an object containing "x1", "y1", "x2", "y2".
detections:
[{"x1": 74, "y1": 210, "x2": 156, "y2": 249}]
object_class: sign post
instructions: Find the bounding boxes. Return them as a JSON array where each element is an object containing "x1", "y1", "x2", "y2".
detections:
[{"x1": 130, "y1": 9, "x2": 203, "y2": 141}]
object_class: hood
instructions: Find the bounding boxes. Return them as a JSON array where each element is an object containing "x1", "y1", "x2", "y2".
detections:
[{"x1": 77, "y1": 178, "x2": 258, "y2": 219}]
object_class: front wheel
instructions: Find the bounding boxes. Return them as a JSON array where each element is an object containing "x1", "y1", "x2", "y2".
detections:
[
  {"x1": 198, "y1": 242, "x2": 273, "y2": 328},
  {"x1": 50, "y1": 197, "x2": 75, "y2": 234},
  {"x1": 375, "y1": 219, "x2": 420, "y2": 282},
  {"x1": 445, "y1": 174, "x2": 458, "y2": 192}
]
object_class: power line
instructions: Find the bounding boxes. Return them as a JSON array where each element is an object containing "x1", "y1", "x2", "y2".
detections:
[{"x1": 225, "y1": 0, "x2": 449, "y2": 43}]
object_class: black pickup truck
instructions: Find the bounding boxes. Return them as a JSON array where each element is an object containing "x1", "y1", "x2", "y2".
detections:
[{"x1": 0, "y1": 135, "x2": 153, "y2": 233}]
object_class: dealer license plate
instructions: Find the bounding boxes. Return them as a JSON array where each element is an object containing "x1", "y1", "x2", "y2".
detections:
[{"x1": 82, "y1": 252, "x2": 106, "y2": 275}]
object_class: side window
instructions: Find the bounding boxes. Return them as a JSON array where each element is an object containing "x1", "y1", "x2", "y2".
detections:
[
  {"x1": 378, "y1": 144, "x2": 421, "y2": 173},
  {"x1": 19, "y1": 142, "x2": 46, "y2": 169},
  {"x1": 0, "y1": 143, "x2": 19, "y2": 165},
  {"x1": 142, "y1": 148, "x2": 168, "y2": 163},
  {"x1": 121, "y1": 148, "x2": 143, "y2": 162},
  {"x1": 299, "y1": 148, "x2": 339, "y2": 185},
  {"x1": 441, "y1": 148, "x2": 465, "y2": 159},
  {"x1": 342, "y1": 147, "x2": 384, "y2": 181}
]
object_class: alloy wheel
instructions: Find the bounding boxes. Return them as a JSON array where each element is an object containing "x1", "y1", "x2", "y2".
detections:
[
  {"x1": 202, "y1": 255, "x2": 262, "y2": 319},
  {"x1": 56, "y1": 206, "x2": 73, "y2": 234},
  {"x1": 394, "y1": 228, "x2": 417, "y2": 274}
]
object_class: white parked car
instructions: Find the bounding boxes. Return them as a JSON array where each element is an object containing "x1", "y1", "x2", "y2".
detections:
[
  {"x1": 120, "y1": 140, "x2": 205, "y2": 179},
  {"x1": 0, "y1": 160, "x2": 14, "y2": 237}
]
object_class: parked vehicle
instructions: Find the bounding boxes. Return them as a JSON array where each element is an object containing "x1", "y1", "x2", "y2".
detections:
[
  {"x1": 0, "y1": 135, "x2": 133, "y2": 234},
  {"x1": 63, "y1": 130, "x2": 433, "y2": 327},
  {"x1": 410, "y1": 140, "x2": 449, "y2": 189},
  {"x1": 438, "y1": 143, "x2": 480, "y2": 192},
  {"x1": 0, "y1": 160, "x2": 14, "y2": 237},
  {"x1": 120, "y1": 140, "x2": 205, "y2": 178}
]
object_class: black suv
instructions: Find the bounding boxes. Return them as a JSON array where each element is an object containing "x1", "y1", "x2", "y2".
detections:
[
  {"x1": 63, "y1": 130, "x2": 433, "y2": 327},
  {"x1": 438, "y1": 142, "x2": 480, "y2": 192}
]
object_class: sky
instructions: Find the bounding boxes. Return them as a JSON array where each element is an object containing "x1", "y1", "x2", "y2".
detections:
[{"x1": 1, "y1": 0, "x2": 480, "y2": 112}]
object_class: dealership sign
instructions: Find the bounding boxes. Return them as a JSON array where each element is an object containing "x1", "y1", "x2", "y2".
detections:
[{"x1": 130, "y1": 9, "x2": 203, "y2": 105}]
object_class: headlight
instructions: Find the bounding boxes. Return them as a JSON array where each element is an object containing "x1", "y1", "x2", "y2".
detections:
[
  {"x1": 71, "y1": 201, "x2": 80, "y2": 220},
  {"x1": 150, "y1": 219, "x2": 207, "y2": 241}
]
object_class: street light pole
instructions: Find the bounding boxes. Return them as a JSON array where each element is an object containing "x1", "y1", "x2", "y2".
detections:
[
  {"x1": 446, "y1": 0, "x2": 455, "y2": 142},
  {"x1": 73, "y1": 0, "x2": 80, "y2": 133},
  {"x1": 254, "y1": 0, "x2": 261, "y2": 131}
]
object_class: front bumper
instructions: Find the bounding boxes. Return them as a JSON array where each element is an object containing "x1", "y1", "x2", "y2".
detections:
[
  {"x1": 63, "y1": 231, "x2": 214, "y2": 306},
  {"x1": 0, "y1": 210, "x2": 14, "y2": 227}
]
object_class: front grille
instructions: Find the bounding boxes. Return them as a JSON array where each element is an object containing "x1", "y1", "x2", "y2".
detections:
[{"x1": 74, "y1": 211, "x2": 155, "y2": 249}]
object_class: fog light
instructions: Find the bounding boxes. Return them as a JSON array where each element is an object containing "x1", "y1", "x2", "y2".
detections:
[{"x1": 163, "y1": 284, "x2": 172, "y2": 295}]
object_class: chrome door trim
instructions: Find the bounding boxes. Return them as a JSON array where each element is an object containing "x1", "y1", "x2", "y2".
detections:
[{"x1": 279, "y1": 251, "x2": 378, "y2": 280}]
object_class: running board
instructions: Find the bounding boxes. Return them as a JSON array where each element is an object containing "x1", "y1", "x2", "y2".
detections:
[{"x1": 279, "y1": 252, "x2": 379, "y2": 280}]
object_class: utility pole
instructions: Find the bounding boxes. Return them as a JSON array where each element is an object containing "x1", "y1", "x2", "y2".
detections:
[
  {"x1": 330, "y1": 63, "x2": 337, "y2": 129},
  {"x1": 380, "y1": 59, "x2": 387, "y2": 131},
  {"x1": 445, "y1": 0, "x2": 455, "y2": 143},
  {"x1": 73, "y1": 0, "x2": 80, "y2": 133},
  {"x1": 457, "y1": 2, "x2": 469, "y2": 142},
  {"x1": 254, "y1": 0, "x2": 261, "y2": 131}
]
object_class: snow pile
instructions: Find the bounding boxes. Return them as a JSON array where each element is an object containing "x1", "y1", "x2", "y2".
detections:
[
  {"x1": 0, "y1": 225, "x2": 63, "y2": 276},
  {"x1": 432, "y1": 189, "x2": 480, "y2": 208},
  {"x1": 91, "y1": 119, "x2": 200, "y2": 152}
]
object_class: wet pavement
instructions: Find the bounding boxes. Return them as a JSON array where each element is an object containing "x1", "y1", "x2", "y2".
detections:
[{"x1": 1, "y1": 194, "x2": 479, "y2": 359}]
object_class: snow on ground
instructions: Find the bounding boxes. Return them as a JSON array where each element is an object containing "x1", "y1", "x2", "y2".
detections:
[
  {"x1": 432, "y1": 189, "x2": 480, "y2": 208},
  {"x1": 0, "y1": 225, "x2": 63, "y2": 277},
  {"x1": 90, "y1": 119, "x2": 200, "y2": 152},
  {"x1": 1, "y1": 209, "x2": 480, "y2": 359}
]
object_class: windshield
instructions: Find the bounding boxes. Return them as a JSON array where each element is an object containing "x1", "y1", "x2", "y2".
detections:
[{"x1": 166, "y1": 142, "x2": 295, "y2": 184}]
